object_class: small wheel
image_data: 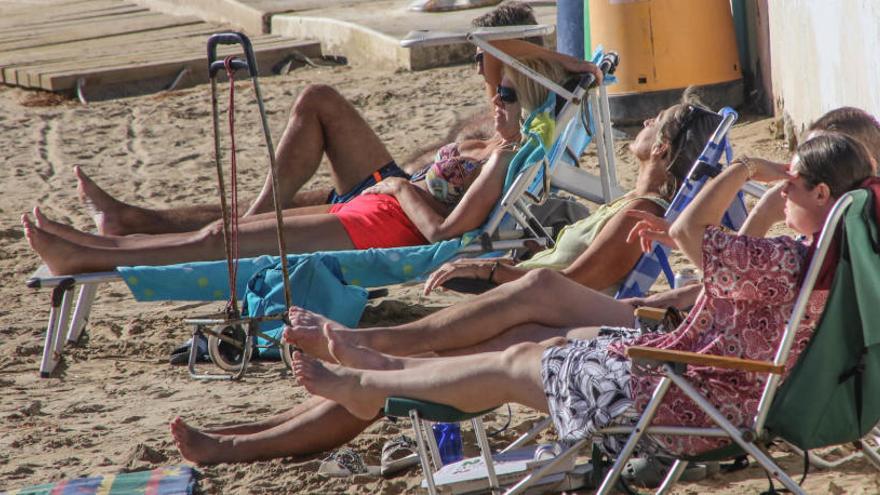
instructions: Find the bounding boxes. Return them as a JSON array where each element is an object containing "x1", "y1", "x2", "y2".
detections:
[
  {"x1": 280, "y1": 342, "x2": 295, "y2": 371},
  {"x1": 207, "y1": 324, "x2": 252, "y2": 372}
]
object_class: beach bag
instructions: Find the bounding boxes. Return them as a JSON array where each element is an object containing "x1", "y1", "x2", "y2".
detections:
[{"x1": 242, "y1": 254, "x2": 369, "y2": 359}]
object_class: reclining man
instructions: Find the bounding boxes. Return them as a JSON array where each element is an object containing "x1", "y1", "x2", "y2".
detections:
[{"x1": 68, "y1": 2, "x2": 600, "y2": 238}]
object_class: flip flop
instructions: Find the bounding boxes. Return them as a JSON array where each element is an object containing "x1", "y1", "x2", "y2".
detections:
[
  {"x1": 318, "y1": 448, "x2": 380, "y2": 478},
  {"x1": 380, "y1": 435, "x2": 419, "y2": 477},
  {"x1": 168, "y1": 335, "x2": 210, "y2": 365},
  {"x1": 622, "y1": 456, "x2": 710, "y2": 488}
]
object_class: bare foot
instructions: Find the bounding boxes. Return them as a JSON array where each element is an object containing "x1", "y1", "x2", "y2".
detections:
[
  {"x1": 32, "y1": 207, "x2": 118, "y2": 248},
  {"x1": 169, "y1": 416, "x2": 235, "y2": 465},
  {"x1": 324, "y1": 324, "x2": 402, "y2": 370},
  {"x1": 292, "y1": 352, "x2": 382, "y2": 420},
  {"x1": 75, "y1": 166, "x2": 130, "y2": 236},
  {"x1": 23, "y1": 213, "x2": 95, "y2": 275},
  {"x1": 283, "y1": 306, "x2": 361, "y2": 363}
]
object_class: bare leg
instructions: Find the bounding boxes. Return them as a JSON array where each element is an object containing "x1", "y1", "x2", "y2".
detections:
[
  {"x1": 169, "y1": 398, "x2": 375, "y2": 465},
  {"x1": 77, "y1": 166, "x2": 334, "y2": 236},
  {"x1": 33, "y1": 206, "x2": 119, "y2": 248},
  {"x1": 204, "y1": 396, "x2": 327, "y2": 435},
  {"x1": 246, "y1": 84, "x2": 395, "y2": 215},
  {"x1": 24, "y1": 209, "x2": 354, "y2": 275},
  {"x1": 78, "y1": 84, "x2": 394, "y2": 233},
  {"x1": 436, "y1": 324, "x2": 599, "y2": 356},
  {"x1": 293, "y1": 343, "x2": 549, "y2": 420},
  {"x1": 285, "y1": 269, "x2": 634, "y2": 359}
]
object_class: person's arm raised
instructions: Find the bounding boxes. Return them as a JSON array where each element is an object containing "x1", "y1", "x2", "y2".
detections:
[
  {"x1": 482, "y1": 40, "x2": 601, "y2": 99},
  {"x1": 669, "y1": 157, "x2": 789, "y2": 268},
  {"x1": 738, "y1": 181, "x2": 786, "y2": 237}
]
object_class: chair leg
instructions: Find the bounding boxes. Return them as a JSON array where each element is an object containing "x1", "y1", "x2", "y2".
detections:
[
  {"x1": 862, "y1": 440, "x2": 880, "y2": 471},
  {"x1": 656, "y1": 459, "x2": 688, "y2": 495},
  {"x1": 665, "y1": 368, "x2": 806, "y2": 495},
  {"x1": 597, "y1": 376, "x2": 673, "y2": 495},
  {"x1": 54, "y1": 288, "x2": 74, "y2": 356},
  {"x1": 410, "y1": 410, "x2": 438, "y2": 495},
  {"x1": 39, "y1": 281, "x2": 74, "y2": 378},
  {"x1": 783, "y1": 440, "x2": 862, "y2": 469},
  {"x1": 472, "y1": 417, "x2": 500, "y2": 494},
  {"x1": 501, "y1": 417, "x2": 552, "y2": 454},
  {"x1": 505, "y1": 438, "x2": 587, "y2": 495},
  {"x1": 66, "y1": 283, "x2": 97, "y2": 344}
]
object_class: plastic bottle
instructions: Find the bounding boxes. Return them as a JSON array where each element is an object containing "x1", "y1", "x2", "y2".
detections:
[{"x1": 432, "y1": 422, "x2": 463, "y2": 465}]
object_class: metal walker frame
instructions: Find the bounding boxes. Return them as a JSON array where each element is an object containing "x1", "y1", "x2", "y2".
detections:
[{"x1": 184, "y1": 32, "x2": 295, "y2": 380}]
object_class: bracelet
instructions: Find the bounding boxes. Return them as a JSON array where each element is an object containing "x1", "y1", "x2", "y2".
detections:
[
  {"x1": 739, "y1": 156, "x2": 758, "y2": 179},
  {"x1": 488, "y1": 261, "x2": 500, "y2": 283}
]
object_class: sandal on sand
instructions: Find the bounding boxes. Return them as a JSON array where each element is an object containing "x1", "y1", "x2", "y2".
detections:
[
  {"x1": 380, "y1": 435, "x2": 419, "y2": 477},
  {"x1": 168, "y1": 335, "x2": 209, "y2": 365},
  {"x1": 622, "y1": 456, "x2": 712, "y2": 488},
  {"x1": 318, "y1": 448, "x2": 380, "y2": 477}
]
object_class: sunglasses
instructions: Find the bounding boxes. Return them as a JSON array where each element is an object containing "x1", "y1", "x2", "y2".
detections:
[
  {"x1": 496, "y1": 84, "x2": 518, "y2": 104},
  {"x1": 474, "y1": 51, "x2": 484, "y2": 70}
]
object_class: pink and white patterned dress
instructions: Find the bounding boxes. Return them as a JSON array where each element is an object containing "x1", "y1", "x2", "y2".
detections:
[{"x1": 541, "y1": 227, "x2": 828, "y2": 457}]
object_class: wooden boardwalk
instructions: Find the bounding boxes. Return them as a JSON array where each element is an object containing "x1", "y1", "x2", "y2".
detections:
[{"x1": 0, "y1": 0, "x2": 321, "y2": 98}]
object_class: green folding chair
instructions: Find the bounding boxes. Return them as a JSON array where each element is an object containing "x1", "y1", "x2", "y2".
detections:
[
  {"x1": 596, "y1": 188, "x2": 880, "y2": 494},
  {"x1": 385, "y1": 189, "x2": 880, "y2": 494}
]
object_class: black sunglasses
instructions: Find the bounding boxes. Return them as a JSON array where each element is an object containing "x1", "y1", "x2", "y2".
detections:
[
  {"x1": 474, "y1": 51, "x2": 484, "y2": 68},
  {"x1": 496, "y1": 84, "x2": 518, "y2": 104}
]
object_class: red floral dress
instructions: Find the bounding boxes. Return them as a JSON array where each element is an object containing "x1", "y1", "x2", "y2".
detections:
[{"x1": 614, "y1": 227, "x2": 829, "y2": 457}]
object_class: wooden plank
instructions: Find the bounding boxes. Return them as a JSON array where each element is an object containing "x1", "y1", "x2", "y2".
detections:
[
  {"x1": 41, "y1": 39, "x2": 322, "y2": 91},
  {"x1": 0, "y1": 1, "x2": 142, "y2": 30},
  {"x1": 2, "y1": 24, "x2": 220, "y2": 89},
  {"x1": 626, "y1": 346, "x2": 785, "y2": 374},
  {"x1": 0, "y1": 12, "x2": 204, "y2": 52},
  {"x1": 34, "y1": 36, "x2": 319, "y2": 88},
  {"x1": 0, "y1": 3, "x2": 147, "y2": 34},
  {"x1": 22, "y1": 33, "x2": 289, "y2": 78},
  {"x1": 0, "y1": 5, "x2": 150, "y2": 33},
  {"x1": 0, "y1": 23, "x2": 218, "y2": 72}
]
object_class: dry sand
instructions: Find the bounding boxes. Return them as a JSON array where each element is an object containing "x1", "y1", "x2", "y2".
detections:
[{"x1": 1, "y1": 63, "x2": 878, "y2": 494}]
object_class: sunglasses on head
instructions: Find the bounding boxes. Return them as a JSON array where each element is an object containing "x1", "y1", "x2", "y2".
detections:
[{"x1": 496, "y1": 84, "x2": 518, "y2": 104}]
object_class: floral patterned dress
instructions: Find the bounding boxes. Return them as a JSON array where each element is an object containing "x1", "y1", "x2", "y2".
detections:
[{"x1": 540, "y1": 227, "x2": 829, "y2": 457}]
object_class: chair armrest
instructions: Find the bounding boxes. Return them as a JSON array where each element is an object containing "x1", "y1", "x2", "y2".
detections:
[
  {"x1": 634, "y1": 306, "x2": 667, "y2": 322},
  {"x1": 626, "y1": 346, "x2": 785, "y2": 374}
]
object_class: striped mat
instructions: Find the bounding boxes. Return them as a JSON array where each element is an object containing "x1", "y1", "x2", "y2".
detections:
[{"x1": 1, "y1": 466, "x2": 195, "y2": 495}]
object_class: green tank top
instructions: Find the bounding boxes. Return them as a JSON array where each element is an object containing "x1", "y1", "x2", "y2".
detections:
[{"x1": 518, "y1": 194, "x2": 669, "y2": 292}]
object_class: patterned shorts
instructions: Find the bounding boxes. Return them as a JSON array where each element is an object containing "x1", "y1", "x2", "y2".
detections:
[{"x1": 541, "y1": 335, "x2": 639, "y2": 454}]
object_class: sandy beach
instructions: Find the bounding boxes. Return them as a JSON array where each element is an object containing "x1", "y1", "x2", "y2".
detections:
[{"x1": 2, "y1": 62, "x2": 879, "y2": 494}]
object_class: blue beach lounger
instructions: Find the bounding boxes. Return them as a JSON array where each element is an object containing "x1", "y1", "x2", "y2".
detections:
[{"x1": 25, "y1": 44, "x2": 621, "y2": 377}]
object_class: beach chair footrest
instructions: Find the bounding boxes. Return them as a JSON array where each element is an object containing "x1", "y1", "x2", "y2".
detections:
[{"x1": 385, "y1": 397, "x2": 495, "y2": 422}]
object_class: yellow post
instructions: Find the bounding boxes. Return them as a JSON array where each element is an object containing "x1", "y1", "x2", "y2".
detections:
[{"x1": 588, "y1": 0, "x2": 743, "y2": 122}]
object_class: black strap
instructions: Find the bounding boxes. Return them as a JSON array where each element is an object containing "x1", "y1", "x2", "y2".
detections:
[
  {"x1": 839, "y1": 348, "x2": 867, "y2": 427},
  {"x1": 759, "y1": 445, "x2": 810, "y2": 494},
  {"x1": 720, "y1": 454, "x2": 749, "y2": 473}
]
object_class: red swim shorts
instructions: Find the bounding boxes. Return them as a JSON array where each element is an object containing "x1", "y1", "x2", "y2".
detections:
[{"x1": 329, "y1": 194, "x2": 428, "y2": 249}]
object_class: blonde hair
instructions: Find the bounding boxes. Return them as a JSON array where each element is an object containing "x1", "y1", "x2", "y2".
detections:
[{"x1": 502, "y1": 56, "x2": 570, "y2": 113}]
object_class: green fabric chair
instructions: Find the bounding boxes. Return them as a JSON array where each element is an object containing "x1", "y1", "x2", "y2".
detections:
[
  {"x1": 597, "y1": 189, "x2": 880, "y2": 495},
  {"x1": 387, "y1": 189, "x2": 880, "y2": 495}
]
